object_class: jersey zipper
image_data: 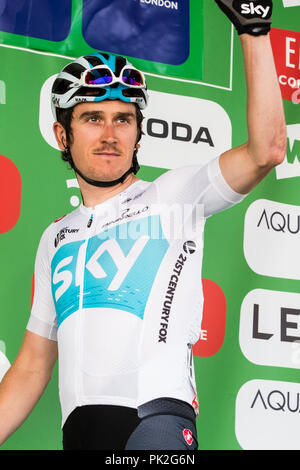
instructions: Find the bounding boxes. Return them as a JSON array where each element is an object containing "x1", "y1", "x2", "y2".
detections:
[{"x1": 87, "y1": 213, "x2": 94, "y2": 228}]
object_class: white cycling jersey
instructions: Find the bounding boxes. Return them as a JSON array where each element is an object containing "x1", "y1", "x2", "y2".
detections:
[{"x1": 27, "y1": 157, "x2": 246, "y2": 426}]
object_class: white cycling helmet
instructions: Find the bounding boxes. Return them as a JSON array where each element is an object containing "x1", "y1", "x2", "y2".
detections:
[{"x1": 51, "y1": 51, "x2": 149, "y2": 121}]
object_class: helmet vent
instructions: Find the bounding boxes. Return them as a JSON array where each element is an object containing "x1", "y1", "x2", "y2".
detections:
[
  {"x1": 122, "y1": 88, "x2": 145, "y2": 98},
  {"x1": 52, "y1": 78, "x2": 73, "y2": 94},
  {"x1": 63, "y1": 63, "x2": 86, "y2": 79},
  {"x1": 85, "y1": 55, "x2": 105, "y2": 67},
  {"x1": 115, "y1": 56, "x2": 127, "y2": 76},
  {"x1": 70, "y1": 87, "x2": 107, "y2": 100}
]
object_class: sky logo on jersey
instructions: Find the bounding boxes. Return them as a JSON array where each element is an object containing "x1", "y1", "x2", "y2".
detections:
[
  {"x1": 51, "y1": 215, "x2": 169, "y2": 328},
  {"x1": 51, "y1": 240, "x2": 84, "y2": 328}
]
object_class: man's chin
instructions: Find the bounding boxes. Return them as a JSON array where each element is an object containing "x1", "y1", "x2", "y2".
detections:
[{"x1": 86, "y1": 168, "x2": 130, "y2": 184}]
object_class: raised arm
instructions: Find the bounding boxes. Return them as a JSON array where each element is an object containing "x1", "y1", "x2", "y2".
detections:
[
  {"x1": 0, "y1": 330, "x2": 57, "y2": 446},
  {"x1": 215, "y1": 0, "x2": 287, "y2": 194}
]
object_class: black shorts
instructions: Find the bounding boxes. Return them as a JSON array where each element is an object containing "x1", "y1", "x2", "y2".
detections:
[
  {"x1": 62, "y1": 399, "x2": 198, "y2": 451},
  {"x1": 62, "y1": 404, "x2": 141, "y2": 450}
]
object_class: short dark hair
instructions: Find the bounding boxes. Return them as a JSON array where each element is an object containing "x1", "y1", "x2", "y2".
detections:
[{"x1": 56, "y1": 103, "x2": 144, "y2": 166}]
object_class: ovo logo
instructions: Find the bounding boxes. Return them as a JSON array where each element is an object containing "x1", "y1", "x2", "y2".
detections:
[{"x1": 0, "y1": 155, "x2": 22, "y2": 234}]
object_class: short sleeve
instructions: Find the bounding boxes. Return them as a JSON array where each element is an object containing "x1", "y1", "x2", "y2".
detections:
[
  {"x1": 26, "y1": 227, "x2": 57, "y2": 341},
  {"x1": 203, "y1": 156, "x2": 247, "y2": 217},
  {"x1": 154, "y1": 156, "x2": 247, "y2": 217}
]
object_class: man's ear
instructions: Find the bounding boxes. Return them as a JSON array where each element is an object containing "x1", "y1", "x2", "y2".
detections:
[
  {"x1": 53, "y1": 121, "x2": 67, "y2": 151},
  {"x1": 136, "y1": 123, "x2": 144, "y2": 145}
]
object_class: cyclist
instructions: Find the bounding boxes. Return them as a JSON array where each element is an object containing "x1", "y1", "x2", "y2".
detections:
[{"x1": 0, "y1": 0, "x2": 286, "y2": 450}]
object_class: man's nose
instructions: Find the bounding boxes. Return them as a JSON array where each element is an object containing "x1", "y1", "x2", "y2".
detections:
[{"x1": 101, "y1": 122, "x2": 117, "y2": 144}]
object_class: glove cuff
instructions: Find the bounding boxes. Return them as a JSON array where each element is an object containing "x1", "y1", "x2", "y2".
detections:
[{"x1": 237, "y1": 23, "x2": 271, "y2": 36}]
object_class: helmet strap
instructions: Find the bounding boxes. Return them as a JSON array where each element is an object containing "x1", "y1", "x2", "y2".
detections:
[{"x1": 64, "y1": 147, "x2": 140, "y2": 188}]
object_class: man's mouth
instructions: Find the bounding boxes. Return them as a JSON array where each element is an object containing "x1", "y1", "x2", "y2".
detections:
[{"x1": 93, "y1": 152, "x2": 120, "y2": 157}]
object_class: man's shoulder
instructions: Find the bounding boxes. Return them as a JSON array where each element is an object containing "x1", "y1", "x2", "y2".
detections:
[
  {"x1": 153, "y1": 160, "x2": 211, "y2": 185},
  {"x1": 38, "y1": 208, "x2": 81, "y2": 245},
  {"x1": 53, "y1": 214, "x2": 68, "y2": 224},
  {"x1": 48, "y1": 209, "x2": 79, "y2": 230}
]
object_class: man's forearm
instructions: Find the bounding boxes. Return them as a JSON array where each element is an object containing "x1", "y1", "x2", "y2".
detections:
[
  {"x1": 0, "y1": 361, "x2": 52, "y2": 446},
  {"x1": 240, "y1": 34, "x2": 287, "y2": 166}
]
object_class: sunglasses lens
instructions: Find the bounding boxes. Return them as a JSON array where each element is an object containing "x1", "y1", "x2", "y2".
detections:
[
  {"x1": 122, "y1": 69, "x2": 144, "y2": 87},
  {"x1": 85, "y1": 68, "x2": 113, "y2": 85}
]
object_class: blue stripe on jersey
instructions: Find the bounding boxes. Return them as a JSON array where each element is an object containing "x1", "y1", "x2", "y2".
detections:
[
  {"x1": 51, "y1": 239, "x2": 85, "y2": 329},
  {"x1": 51, "y1": 215, "x2": 169, "y2": 329}
]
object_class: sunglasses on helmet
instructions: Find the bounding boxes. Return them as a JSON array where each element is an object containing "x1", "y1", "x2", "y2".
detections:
[{"x1": 71, "y1": 65, "x2": 146, "y2": 89}]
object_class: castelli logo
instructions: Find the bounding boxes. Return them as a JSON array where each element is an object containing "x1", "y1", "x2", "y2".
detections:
[{"x1": 183, "y1": 429, "x2": 193, "y2": 446}]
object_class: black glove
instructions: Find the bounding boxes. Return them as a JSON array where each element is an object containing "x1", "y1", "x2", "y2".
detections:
[{"x1": 215, "y1": 0, "x2": 273, "y2": 36}]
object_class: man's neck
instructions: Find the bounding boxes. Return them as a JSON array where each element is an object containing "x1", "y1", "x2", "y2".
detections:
[{"x1": 78, "y1": 173, "x2": 139, "y2": 208}]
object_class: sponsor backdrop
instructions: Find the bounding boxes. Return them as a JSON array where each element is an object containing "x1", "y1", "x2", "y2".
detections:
[{"x1": 0, "y1": 0, "x2": 299, "y2": 450}]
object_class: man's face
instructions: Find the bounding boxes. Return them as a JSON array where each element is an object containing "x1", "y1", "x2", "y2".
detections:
[{"x1": 67, "y1": 100, "x2": 139, "y2": 183}]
